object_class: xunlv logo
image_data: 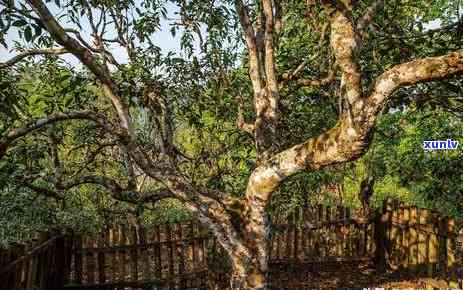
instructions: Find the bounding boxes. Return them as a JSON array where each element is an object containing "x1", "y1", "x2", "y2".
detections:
[{"x1": 423, "y1": 139, "x2": 459, "y2": 150}]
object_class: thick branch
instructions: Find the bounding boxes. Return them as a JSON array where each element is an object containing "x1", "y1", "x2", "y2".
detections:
[
  {"x1": 262, "y1": 0, "x2": 278, "y2": 95},
  {"x1": 0, "y1": 110, "x2": 114, "y2": 159},
  {"x1": 140, "y1": 189, "x2": 175, "y2": 203},
  {"x1": 0, "y1": 48, "x2": 67, "y2": 69},
  {"x1": 235, "y1": 0, "x2": 264, "y2": 100},
  {"x1": 261, "y1": 0, "x2": 280, "y2": 125},
  {"x1": 368, "y1": 49, "x2": 463, "y2": 113},
  {"x1": 296, "y1": 69, "x2": 336, "y2": 88},
  {"x1": 17, "y1": 179, "x2": 63, "y2": 200},
  {"x1": 246, "y1": 48, "x2": 463, "y2": 210},
  {"x1": 123, "y1": 145, "x2": 245, "y2": 252},
  {"x1": 323, "y1": 1, "x2": 362, "y2": 106},
  {"x1": 236, "y1": 95, "x2": 255, "y2": 134},
  {"x1": 27, "y1": 0, "x2": 134, "y2": 138}
]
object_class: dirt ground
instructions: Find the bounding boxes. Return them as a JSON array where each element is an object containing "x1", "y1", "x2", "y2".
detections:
[{"x1": 267, "y1": 260, "x2": 445, "y2": 290}]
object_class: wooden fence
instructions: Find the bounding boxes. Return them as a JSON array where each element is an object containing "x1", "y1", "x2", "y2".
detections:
[
  {"x1": 270, "y1": 205, "x2": 375, "y2": 263},
  {"x1": 63, "y1": 204, "x2": 374, "y2": 290},
  {"x1": 0, "y1": 233, "x2": 73, "y2": 290},
  {"x1": 65, "y1": 221, "x2": 213, "y2": 290},
  {"x1": 0, "y1": 200, "x2": 461, "y2": 290},
  {"x1": 377, "y1": 198, "x2": 463, "y2": 288},
  {"x1": 0, "y1": 232, "x2": 52, "y2": 269}
]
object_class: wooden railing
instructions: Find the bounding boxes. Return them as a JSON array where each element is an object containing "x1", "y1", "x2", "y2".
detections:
[
  {"x1": 0, "y1": 233, "x2": 51, "y2": 269},
  {"x1": 0, "y1": 233, "x2": 73, "y2": 290},
  {"x1": 65, "y1": 221, "x2": 213, "y2": 290},
  {"x1": 270, "y1": 205, "x2": 375, "y2": 262},
  {"x1": 377, "y1": 198, "x2": 463, "y2": 288},
  {"x1": 1, "y1": 200, "x2": 461, "y2": 290},
  {"x1": 64, "y1": 204, "x2": 374, "y2": 290}
]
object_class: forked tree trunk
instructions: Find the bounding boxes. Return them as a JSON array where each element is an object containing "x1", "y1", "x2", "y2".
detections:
[
  {"x1": 227, "y1": 236, "x2": 270, "y2": 290},
  {"x1": 229, "y1": 259, "x2": 269, "y2": 290},
  {"x1": 219, "y1": 200, "x2": 271, "y2": 289}
]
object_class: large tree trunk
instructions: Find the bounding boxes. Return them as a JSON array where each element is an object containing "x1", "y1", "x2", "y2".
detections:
[
  {"x1": 231, "y1": 200, "x2": 271, "y2": 289},
  {"x1": 229, "y1": 255, "x2": 269, "y2": 290},
  {"x1": 227, "y1": 231, "x2": 270, "y2": 290},
  {"x1": 208, "y1": 194, "x2": 271, "y2": 289}
]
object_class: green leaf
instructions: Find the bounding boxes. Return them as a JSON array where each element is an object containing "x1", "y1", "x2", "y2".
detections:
[
  {"x1": 63, "y1": 94, "x2": 74, "y2": 107},
  {"x1": 12, "y1": 19, "x2": 27, "y2": 27},
  {"x1": 24, "y1": 26, "x2": 32, "y2": 42},
  {"x1": 33, "y1": 24, "x2": 42, "y2": 37},
  {"x1": 170, "y1": 26, "x2": 176, "y2": 37},
  {"x1": 0, "y1": 36, "x2": 7, "y2": 49}
]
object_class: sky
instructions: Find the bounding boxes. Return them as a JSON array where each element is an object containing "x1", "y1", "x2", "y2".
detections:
[
  {"x1": 0, "y1": 2, "x2": 451, "y2": 69},
  {"x1": 0, "y1": 1, "x2": 197, "y2": 67}
]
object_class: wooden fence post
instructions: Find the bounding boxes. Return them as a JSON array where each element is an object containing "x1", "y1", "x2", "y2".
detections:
[
  {"x1": 428, "y1": 212, "x2": 439, "y2": 278},
  {"x1": 418, "y1": 209, "x2": 429, "y2": 277},
  {"x1": 153, "y1": 225, "x2": 162, "y2": 280},
  {"x1": 63, "y1": 231, "x2": 73, "y2": 285},
  {"x1": 389, "y1": 200, "x2": 399, "y2": 269},
  {"x1": 139, "y1": 226, "x2": 151, "y2": 282},
  {"x1": 166, "y1": 223, "x2": 175, "y2": 290},
  {"x1": 131, "y1": 226, "x2": 139, "y2": 282},
  {"x1": 397, "y1": 202, "x2": 405, "y2": 270},
  {"x1": 120, "y1": 225, "x2": 127, "y2": 284},
  {"x1": 447, "y1": 219, "x2": 458, "y2": 288},
  {"x1": 86, "y1": 236, "x2": 95, "y2": 285},
  {"x1": 177, "y1": 223, "x2": 186, "y2": 289},
  {"x1": 285, "y1": 212, "x2": 292, "y2": 259},
  {"x1": 74, "y1": 234, "x2": 83, "y2": 285},
  {"x1": 438, "y1": 216, "x2": 448, "y2": 276},
  {"x1": 293, "y1": 209, "x2": 300, "y2": 261},
  {"x1": 97, "y1": 229, "x2": 106, "y2": 284},
  {"x1": 374, "y1": 198, "x2": 392, "y2": 272},
  {"x1": 53, "y1": 235, "x2": 66, "y2": 290},
  {"x1": 409, "y1": 206, "x2": 418, "y2": 275}
]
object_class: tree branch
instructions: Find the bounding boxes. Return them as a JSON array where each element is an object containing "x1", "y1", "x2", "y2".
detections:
[
  {"x1": 0, "y1": 110, "x2": 115, "y2": 159},
  {"x1": 70, "y1": 141, "x2": 118, "y2": 175},
  {"x1": 323, "y1": 0, "x2": 362, "y2": 107},
  {"x1": 47, "y1": 130, "x2": 63, "y2": 186},
  {"x1": 60, "y1": 174, "x2": 174, "y2": 204},
  {"x1": 27, "y1": 0, "x2": 134, "y2": 139},
  {"x1": 235, "y1": 0, "x2": 264, "y2": 100},
  {"x1": 245, "y1": 48, "x2": 463, "y2": 213},
  {"x1": 280, "y1": 21, "x2": 330, "y2": 85},
  {"x1": 295, "y1": 69, "x2": 336, "y2": 88},
  {"x1": 274, "y1": 0, "x2": 283, "y2": 40},
  {"x1": 261, "y1": 0, "x2": 279, "y2": 117},
  {"x1": 16, "y1": 178, "x2": 63, "y2": 200},
  {"x1": 0, "y1": 48, "x2": 68, "y2": 69},
  {"x1": 368, "y1": 48, "x2": 463, "y2": 113},
  {"x1": 235, "y1": 95, "x2": 255, "y2": 134}
]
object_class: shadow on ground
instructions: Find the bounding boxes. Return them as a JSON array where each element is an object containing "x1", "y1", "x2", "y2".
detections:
[{"x1": 268, "y1": 260, "x2": 431, "y2": 290}]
